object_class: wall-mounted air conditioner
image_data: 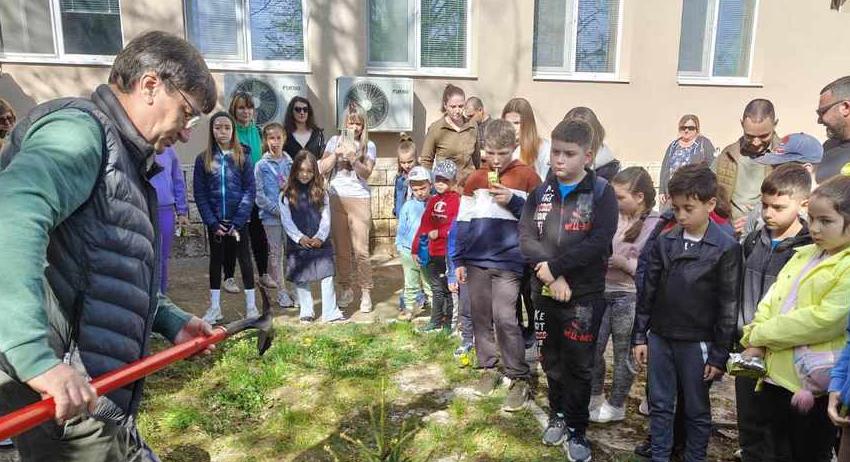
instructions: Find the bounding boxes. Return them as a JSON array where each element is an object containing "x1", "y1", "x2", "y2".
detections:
[
  {"x1": 336, "y1": 76, "x2": 413, "y2": 132},
  {"x1": 223, "y1": 74, "x2": 308, "y2": 125}
]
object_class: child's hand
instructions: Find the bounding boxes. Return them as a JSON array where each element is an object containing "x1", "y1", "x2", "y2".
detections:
[
  {"x1": 489, "y1": 184, "x2": 513, "y2": 206},
  {"x1": 633, "y1": 345, "x2": 648, "y2": 367},
  {"x1": 535, "y1": 262, "x2": 555, "y2": 285},
  {"x1": 549, "y1": 276, "x2": 571, "y2": 302},
  {"x1": 309, "y1": 237, "x2": 323, "y2": 248},
  {"x1": 703, "y1": 364, "x2": 724, "y2": 381},
  {"x1": 828, "y1": 392, "x2": 850, "y2": 427},
  {"x1": 733, "y1": 216, "x2": 748, "y2": 235},
  {"x1": 298, "y1": 237, "x2": 312, "y2": 248},
  {"x1": 428, "y1": 229, "x2": 439, "y2": 240},
  {"x1": 455, "y1": 266, "x2": 467, "y2": 284},
  {"x1": 743, "y1": 347, "x2": 766, "y2": 359},
  {"x1": 448, "y1": 282, "x2": 458, "y2": 293}
]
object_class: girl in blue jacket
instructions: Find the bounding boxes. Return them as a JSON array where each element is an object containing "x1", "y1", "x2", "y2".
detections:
[{"x1": 193, "y1": 111, "x2": 257, "y2": 324}]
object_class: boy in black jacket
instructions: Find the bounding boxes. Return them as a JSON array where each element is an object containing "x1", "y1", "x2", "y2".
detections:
[
  {"x1": 736, "y1": 163, "x2": 812, "y2": 462},
  {"x1": 519, "y1": 120, "x2": 618, "y2": 461},
  {"x1": 632, "y1": 165, "x2": 741, "y2": 461}
]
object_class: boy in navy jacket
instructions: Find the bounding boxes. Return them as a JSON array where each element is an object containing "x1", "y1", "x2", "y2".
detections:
[
  {"x1": 454, "y1": 120, "x2": 541, "y2": 411},
  {"x1": 519, "y1": 120, "x2": 618, "y2": 461}
]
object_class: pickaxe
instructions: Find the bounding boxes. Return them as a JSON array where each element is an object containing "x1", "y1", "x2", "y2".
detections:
[{"x1": 0, "y1": 288, "x2": 275, "y2": 441}]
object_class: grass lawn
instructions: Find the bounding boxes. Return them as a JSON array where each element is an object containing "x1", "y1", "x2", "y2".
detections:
[{"x1": 138, "y1": 321, "x2": 569, "y2": 462}]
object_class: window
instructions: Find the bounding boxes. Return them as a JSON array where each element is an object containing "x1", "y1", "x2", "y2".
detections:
[
  {"x1": 677, "y1": 0, "x2": 759, "y2": 82},
  {"x1": 185, "y1": 0, "x2": 307, "y2": 71},
  {"x1": 533, "y1": 0, "x2": 623, "y2": 78},
  {"x1": 0, "y1": 0, "x2": 123, "y2": 62},
  {"x1": 368, "y1": 0, "x2": 470, "y2": 74}
]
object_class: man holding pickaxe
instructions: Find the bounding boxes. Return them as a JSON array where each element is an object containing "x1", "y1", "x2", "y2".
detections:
[{"x1": 0, "y1": 31, "x2": 219, "y2": 461}]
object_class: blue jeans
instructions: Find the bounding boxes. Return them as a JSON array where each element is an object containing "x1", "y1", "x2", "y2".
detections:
[{"x1": 648, "y1": 333, "x2": 713, "y2": 462}]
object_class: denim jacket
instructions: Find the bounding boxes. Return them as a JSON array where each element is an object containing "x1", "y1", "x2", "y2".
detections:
[{"x1": 254, "y1": 152, "x2": 293, "y2": 225}]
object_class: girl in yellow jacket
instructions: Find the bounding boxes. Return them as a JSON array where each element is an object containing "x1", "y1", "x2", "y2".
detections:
[{"x1": 741, "y1": 174, "x2": 850, "y2": 462}]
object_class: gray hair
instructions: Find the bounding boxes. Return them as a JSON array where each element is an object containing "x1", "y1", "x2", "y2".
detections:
[
  {"x1": 821, "y1": 75, "x2": 850, "y2": 101},
  {"x1": 109, "y1": 31, "x2": 217, "y2": 113}
]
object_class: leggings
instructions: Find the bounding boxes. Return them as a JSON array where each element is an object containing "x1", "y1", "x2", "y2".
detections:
[
  {"x1": 224, "y1": 206, "x2": 268, "y2": 278},
  {"x1": 209, "y1": 225, "x2": 254, "y2": 290}
]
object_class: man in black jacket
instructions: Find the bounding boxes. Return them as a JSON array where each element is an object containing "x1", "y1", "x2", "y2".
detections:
[{"x1": 633, "y1": 165, "x2": 741, "y2": 461}]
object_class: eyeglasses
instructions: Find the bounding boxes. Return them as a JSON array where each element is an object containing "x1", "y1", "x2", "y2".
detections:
[
  {"x1": 679, "y1": 125, "x2": 698, "y2": 132},
  {"x1": 293, "y1": 106, "x2": 310, "y2": 114},
  {"x1": 0, "y1": 115, "x2": 14, "y2": 125},
  {"x1": 168, "y1": 80, "x2": 201, "y2": 130},
  {"x1": 816, "y1": 99, "x2": 849, "y2": 117}
]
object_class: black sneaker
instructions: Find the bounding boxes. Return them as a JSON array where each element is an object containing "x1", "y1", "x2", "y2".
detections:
[
  {"x1": 566, "y1": 429, "x2": 592, "y2": 462},
  {"x1": 541, "y1": 413, "x2": 568, "y2": 446},
  {"x1": 473, "y1": 369, "x2": 503, "y2": 396}
]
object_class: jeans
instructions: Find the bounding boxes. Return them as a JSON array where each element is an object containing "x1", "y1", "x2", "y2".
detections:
[
  {"x1": 458, "y1": 281, "x2": 474, "y2": 346},
  {"x1": 427, "y1": 256, "x2": 453, "y2": 327},
  {"x1": 536, "y1": 294, "x2": 605, "y2": 434},
  {"x1": 467, "y1": 265, "x2": 528, "y2": 379},
  {"x1": 296, "y1": 276, "x2": 343, "y2": 321},
  {"x1": 330, "y1": 195, "x2": 373, "y2": 291},
  {"x1": 647, "y1": 333, "x2": 713, "y2": 462},
  {"x1": 591, "y1": 291, "x2": 637, "y2": 407}
]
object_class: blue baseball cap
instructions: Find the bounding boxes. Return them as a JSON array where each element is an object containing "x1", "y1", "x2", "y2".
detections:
[{"x1": 756, "y1": 133, "x2": 823, "y2": 165}]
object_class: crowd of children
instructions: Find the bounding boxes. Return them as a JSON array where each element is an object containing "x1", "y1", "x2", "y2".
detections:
[{"x1": 143, "y1": 79, "x2": 850, "y2": 462}]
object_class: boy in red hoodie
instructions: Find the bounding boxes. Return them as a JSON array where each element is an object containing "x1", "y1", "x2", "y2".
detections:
[{"x1": 413, "y1": 160, "x2": 460, "y2": 331}]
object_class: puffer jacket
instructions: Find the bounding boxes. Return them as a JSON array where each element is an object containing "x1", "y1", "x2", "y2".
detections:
[
  {"x1": 743, "y1": 244, "x2": 850, "y2": 393},
  {"x1": 635, "y1": 221, "x2": 741, "y2": 369},
  {"x1": 193, "y1": 144, "x2": 255, "y2": 229}
]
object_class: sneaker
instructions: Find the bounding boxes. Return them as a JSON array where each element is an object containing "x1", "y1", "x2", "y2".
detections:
[
  {"x1": 223, "y1": 277, "x2": 240, "y2": 294},
  {"x1": 359, "y1": 290, "x2": 373, "y2": 313},
  {"x1": 0, "y1": 438, "x2": 13, "y2": 448},
  {"x1": 541, "y1": 413, "x2": 568, "y2": 446},
  {"x1": 566, "y1": 429, "x2": 592, "y2": 462},
  {"x1": 453, "y1": 343, "x2": 474, "y2": 358},
  {"x1": 633, "y1": 436, "x2": 651, "y2": 458},
  {"x1": 473, "y1": 369, "x2": 503, "y2": 397},
  {"x1": 638, "y1": 397, "x2": 650, "y2": 416},
  {"x1": 277, "y1": 291, "x2": 295, "y2": 308},
  {"x1": 338, "y1": 288, "x2": 354, "y2": 308},
  {"x1": 591, "y1": 401, "x2": 625, "y2": 423},
  {"x1": 502, "y1": 379, "x2": 529, "y2": 412},
  {"x1": 325, "y1": 315, "x2": 349, "y2": 324},
  {"x1": 202, "y1": 305, "x2": 223, "y2": 324},
  {"x1": 259, "y1": 274, "x2": 278, "y2": 289},
  {"x1": 246, "y1": 305, "x2": 259, "y2": 318},
  {"x1": 588, "y1": 394, "x2": 605, "y2": 413},
  {"x1": 299, "y1": 316, "x2": 314, "y2": 324}
]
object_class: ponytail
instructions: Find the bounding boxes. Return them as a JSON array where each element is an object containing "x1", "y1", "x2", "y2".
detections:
[{"x1": 613, "y1": 166, "x2": 657, "y2": 243}]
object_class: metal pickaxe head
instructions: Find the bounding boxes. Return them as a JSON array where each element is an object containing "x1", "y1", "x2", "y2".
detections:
[{"x1": 222, "y1": 287, "x2": 275, "y2": 356}]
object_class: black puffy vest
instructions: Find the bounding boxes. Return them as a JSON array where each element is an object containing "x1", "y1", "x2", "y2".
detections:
[{"x1": 0, "y1": 85, "x2": 163, "y2": 419}]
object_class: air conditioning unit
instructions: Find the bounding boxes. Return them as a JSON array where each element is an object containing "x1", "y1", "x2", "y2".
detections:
[
  {"x1": 223, "y1": 74, "x2": 308, "y2": 125},
  {"x1": 336, "y1": 76, "x2": 413, "y2": 132}
]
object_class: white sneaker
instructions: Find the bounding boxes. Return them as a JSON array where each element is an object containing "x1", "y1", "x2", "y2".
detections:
[
  {"x1": 588, "y1": 393, "x2": 605, "y2": 413},
  {"x1": 202, "y1": 305, "x2": 223, "y2": 324},
  {"x1": 338, "y1": 288, "x2": 354, "y2": 308},
  {"x1": 259, "y1": 274, "x2": 278, "y2": 289},
  {"x1": 592, "y1": 401, "x2": 626, "y2": 423},
  {"x1": 223, "y1": 277, "x2": 240, "y2": 294},
  {"x1": 638, "y1": 397, "x2": 650, "y2": 416},
  {"x1": 359, "y1": 290, "x2": 373, "y2": 313},
  {"x1": 246, "y1": 305, "x2": 259, "y2": 318},
  {"x1": 0, "y1": 438, "x2": 13, "y2": 448}
]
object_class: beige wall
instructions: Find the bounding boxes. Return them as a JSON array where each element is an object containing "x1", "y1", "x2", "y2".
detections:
[{"x1": 2, "y1": 0, "x2": 849, "y2": 168}]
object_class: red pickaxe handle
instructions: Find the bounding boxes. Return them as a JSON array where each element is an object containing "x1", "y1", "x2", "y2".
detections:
[{"x1": 0, "y1": 327, "x2": 227, "y2": 441}]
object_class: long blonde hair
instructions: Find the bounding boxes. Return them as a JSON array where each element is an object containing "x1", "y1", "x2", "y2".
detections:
[
  {"x1": 502, "y1": 98, "x2": 541, "y2": 166},
  {"x1": 342, "y1": 105, "x2": 370, "y2": 158},
  {"x1": 203, "y1": 111, "x2": 246, "y2": 173}
]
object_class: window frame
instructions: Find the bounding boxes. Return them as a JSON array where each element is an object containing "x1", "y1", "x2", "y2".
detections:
[
  {"x1": 531, "y1": 0, "x2": 625, "y2": 82},
  {"x1": 183, "y1": 0, "x2": 310, "y2": 73},
  {"x1": 366, "y1": 0, "x2": 474, "y2": 77},
  {"x1": 0, "y1": 0, "x2": 125, "y2": 66},
  {"x1": 676, "y1": 0, "x2": 761, "y2": 86}
]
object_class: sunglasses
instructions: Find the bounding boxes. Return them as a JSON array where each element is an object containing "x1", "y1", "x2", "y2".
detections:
[
  {"x1": 293, "y1": 106, "x2": 310, "y2": 114},
  {"x1": 168, "y1": 79, "x2": 201, "y2": 130},
  {"x1": 679, "y1": 125, "x2": 697, "y2": 132},
  {"x1": 816, "y1": 99, "x2": 849, "y2": 117}
]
